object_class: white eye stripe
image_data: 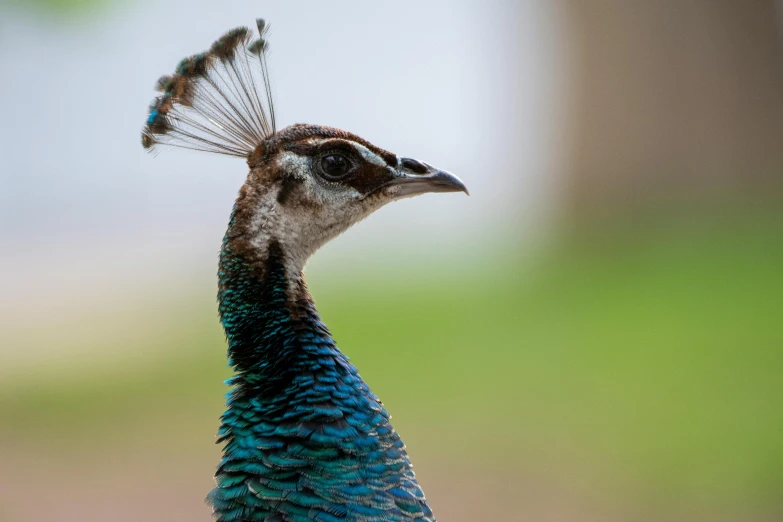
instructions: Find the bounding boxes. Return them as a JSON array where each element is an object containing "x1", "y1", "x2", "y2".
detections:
[
  {"x1": 347, "y1": 142, "x2": 388, "y2": 168},
  {"x1": 307, "y1": 138, "x2": 394, "y2": 168}
]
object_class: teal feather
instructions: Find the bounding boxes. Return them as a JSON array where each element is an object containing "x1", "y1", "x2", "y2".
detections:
[{"x1": 208, "y1": 222, "x2": 435, "y2": 521}]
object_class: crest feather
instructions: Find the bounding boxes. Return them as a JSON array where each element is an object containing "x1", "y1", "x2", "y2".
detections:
[{"x1": 141, "y1": 20, "x2": 276, "y2": 158}]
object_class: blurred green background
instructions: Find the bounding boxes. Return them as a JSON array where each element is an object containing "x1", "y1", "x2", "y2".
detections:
[{"x1": 1, "y1": 1, "x2": 782, "y2": 521}]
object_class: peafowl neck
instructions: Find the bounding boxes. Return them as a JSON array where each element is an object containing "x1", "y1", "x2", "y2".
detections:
[
  {"x1": 217, "y1": 219, "x2": 329, "y2": 397},
  {"x1": 210, "y1": 203, "x2": 434, "y2": 521}
]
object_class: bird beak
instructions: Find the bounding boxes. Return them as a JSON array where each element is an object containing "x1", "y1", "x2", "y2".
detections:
[{"x1": 386, "y1": 160, "x2": 469, "y2": 199}]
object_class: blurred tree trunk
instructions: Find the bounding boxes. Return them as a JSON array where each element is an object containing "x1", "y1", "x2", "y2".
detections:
[{"x1": 561, "y1": 0, "x2": 783, "y2": 216}]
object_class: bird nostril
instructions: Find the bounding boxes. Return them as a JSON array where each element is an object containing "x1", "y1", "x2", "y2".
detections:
[{"x1": 400, "y1": 157, "x2": 429, "y2": 175}]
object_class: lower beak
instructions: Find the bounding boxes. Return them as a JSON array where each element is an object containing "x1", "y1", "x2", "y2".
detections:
[{"x1": 387, "y1": 165, "x2": 469, "y2": 199}]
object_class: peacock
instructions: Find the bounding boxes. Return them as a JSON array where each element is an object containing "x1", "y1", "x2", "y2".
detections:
[{"x1": 141, "y1": 19, "x2": 467, "y2": 522}]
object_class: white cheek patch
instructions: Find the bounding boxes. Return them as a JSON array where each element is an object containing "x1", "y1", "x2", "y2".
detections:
[{"x1": 276, "y1": 151, "x2": 310, "y2": 179}]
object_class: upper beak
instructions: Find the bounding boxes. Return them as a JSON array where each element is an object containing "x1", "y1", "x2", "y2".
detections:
[{"x1": 385, "y1": 159, "x2": 469, "y2": 199}]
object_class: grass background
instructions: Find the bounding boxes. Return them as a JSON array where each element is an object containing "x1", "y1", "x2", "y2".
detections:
[{"x1": 2, "y1": 208, "x2": 781, "y2": 521}]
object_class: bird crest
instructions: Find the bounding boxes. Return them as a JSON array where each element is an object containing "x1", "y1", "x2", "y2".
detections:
[{"x1": 141, "y1": 19, "x2": 275, "y2": 158}]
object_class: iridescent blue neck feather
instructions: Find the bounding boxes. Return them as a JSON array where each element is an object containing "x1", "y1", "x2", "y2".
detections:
[{"x1": 208, "y1": 210, "x2": 435, "y2": 521}]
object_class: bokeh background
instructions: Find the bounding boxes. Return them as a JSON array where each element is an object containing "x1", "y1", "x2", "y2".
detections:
[{"x1": 1, "y1": 1, "x2": 782, "y2": 521}]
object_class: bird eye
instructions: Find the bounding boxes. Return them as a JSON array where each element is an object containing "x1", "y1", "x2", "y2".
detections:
[{"x1": 318, "y1": 153, "x2": 352, "y2": 180}]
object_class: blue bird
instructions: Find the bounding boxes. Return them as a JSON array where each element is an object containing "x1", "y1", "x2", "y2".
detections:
[{"x1": 141, "y1": 19, "x2": 467, "y2": 522}]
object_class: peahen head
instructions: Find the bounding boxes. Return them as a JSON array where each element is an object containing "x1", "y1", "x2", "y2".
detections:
[
  {"x1": 236, "y1": 124, "x2": 467, "y2": 274},
  {"x1": 142, "y1": 20, "x2": 467, "y2": 276}
]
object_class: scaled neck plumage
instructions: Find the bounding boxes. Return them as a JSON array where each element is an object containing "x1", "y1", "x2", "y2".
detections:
[
  {"x1": 218, "y1": 205, "x2": 329, "y2": 397},
  {"x1": 212, "y1": 196, "x2": 434, "y2": 521}
]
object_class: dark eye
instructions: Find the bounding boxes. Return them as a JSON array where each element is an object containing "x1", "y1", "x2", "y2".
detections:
[{"x1": 318, "y1": 153, "x2": 352, "y2": 180}]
